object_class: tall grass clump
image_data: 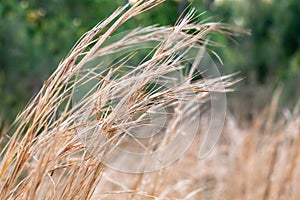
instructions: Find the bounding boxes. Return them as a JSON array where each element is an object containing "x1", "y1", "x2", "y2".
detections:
[
  {"x1": 89, "y1": 93, "x2": 300, "y2": 200},
  {"x1": 0, "y1": 0, "x2": 243, "y2": 199},
  {"x1": 219, "y1": 91, "x2": 300, "y2": 200}
]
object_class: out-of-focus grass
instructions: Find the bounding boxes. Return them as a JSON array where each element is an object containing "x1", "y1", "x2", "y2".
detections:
[{"x1": 95, "y1": 90, "x2": 300, "y2": 200}]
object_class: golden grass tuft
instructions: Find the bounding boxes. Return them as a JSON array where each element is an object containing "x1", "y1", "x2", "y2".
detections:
[
  {"x1": 93, "y1": 91, "x2": 300, "y2": 200},
  {"x1": 0, "y1": 1, "x2": 237, "y2": 199},
  {"x1": 1, "y1": 1, "x2": 298, "y2": 200}
]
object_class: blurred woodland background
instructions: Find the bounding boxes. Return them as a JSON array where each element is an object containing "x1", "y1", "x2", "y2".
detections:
[{"x1": 0, "y1": 0, "x2": 299, "y2": 123}]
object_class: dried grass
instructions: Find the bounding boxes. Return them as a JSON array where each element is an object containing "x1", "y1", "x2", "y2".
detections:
[
  {"x1": 1, "y1": 1, "x2": 298, "y2": 200},
  {"x1": 93, "y1": 91, "x2": 300, "y2": 200},
  {"x1": 0, "y1": 1, "x2": 236, "y2": 199}
]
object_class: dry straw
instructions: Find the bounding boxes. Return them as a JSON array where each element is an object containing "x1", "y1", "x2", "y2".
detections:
[{"x1": 0, "y1": 0, "x2": 246, "y2": 199}]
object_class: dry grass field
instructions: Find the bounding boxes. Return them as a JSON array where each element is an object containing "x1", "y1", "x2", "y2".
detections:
[
  {"x1": 0, "y1": 1, "x2": 299, "y2": 199},
  {"x1": 91, "y1": 90, "x2": 300, "y2": 200}
]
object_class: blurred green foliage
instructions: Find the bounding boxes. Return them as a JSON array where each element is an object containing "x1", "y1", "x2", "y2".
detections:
[
  {"x1": 207, "y1": 0, "x2": 300, "y2": 108},
  {"x1": 0, "y1": 0, "x2": 299, "y2": 122}
]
